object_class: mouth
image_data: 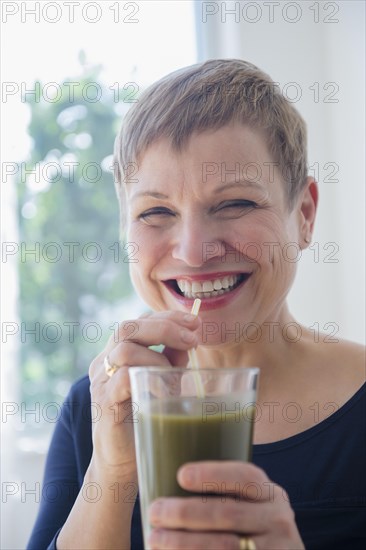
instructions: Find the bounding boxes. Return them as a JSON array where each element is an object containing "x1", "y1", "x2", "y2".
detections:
[{"x1": 164, "y1": 273, "x2": 251, "y2": 300}]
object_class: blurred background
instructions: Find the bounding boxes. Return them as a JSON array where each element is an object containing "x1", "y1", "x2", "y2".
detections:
[{"x1": 1, "y1": 1, "x2": 364, "y2": 548}]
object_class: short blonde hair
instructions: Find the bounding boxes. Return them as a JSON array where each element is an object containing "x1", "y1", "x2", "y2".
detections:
[{"x1": 114, "y1": 59, "x2": 308, "y2": 214}]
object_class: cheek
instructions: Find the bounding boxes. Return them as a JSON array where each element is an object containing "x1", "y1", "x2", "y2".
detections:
[
  {"x1": 128, "y1": 260, "x2": 164, "y2": 311},
  {"x1": 127, "y1": 226, "x2": 169, "y2": 307},
  {"x1": 128, "y1": 225, "x2": 164, "y2": 267},
  {"x1": 229, "y1": 213, "x2": 288, "y2": 265}
]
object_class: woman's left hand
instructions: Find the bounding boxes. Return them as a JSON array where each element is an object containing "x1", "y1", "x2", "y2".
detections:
[{"x1": 148, "y1": 461, "x2": 305, "y2": 549}]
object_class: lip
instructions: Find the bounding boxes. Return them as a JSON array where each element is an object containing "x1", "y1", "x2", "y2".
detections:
[{"x1": 163, "y1": 272, "x2": 252, "y2": 311}]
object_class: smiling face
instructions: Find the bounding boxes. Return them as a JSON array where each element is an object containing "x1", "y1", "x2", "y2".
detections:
[{"x1": 125, "y1": 123, "x2": 312, "y2": 344}]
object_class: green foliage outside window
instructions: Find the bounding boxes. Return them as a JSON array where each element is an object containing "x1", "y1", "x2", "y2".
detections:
[{"x1": 17, "y1": 58, "x2": 138, "y2": 412}]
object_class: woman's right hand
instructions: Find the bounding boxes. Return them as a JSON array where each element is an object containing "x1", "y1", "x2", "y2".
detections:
[{"x1": 88, "y1": 310, "x2": 201, "y2": 479}]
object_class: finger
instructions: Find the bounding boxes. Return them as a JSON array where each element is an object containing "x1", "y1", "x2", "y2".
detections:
[
  {"x1": 149, "y1": 527, "x2": 242, "y2": 550},
  {"x1": 90, "y1": 341, "x2": 171, "y2": 382},
  {"x1": 149, "y1": 496, "x2": 271, "y2": 535},
  {"x1": 150, "y1": 494, "x2": 302, "y2": 548},
  {"x1": 97, "y1": 347, "x2": 189, "y2": 403},
  {"x1": 89, "y1": 312, "x2": 200, "y2": 379},
  {"x1": 177, "y1": 461, "x2": 269, "y2": 501},
  {"x1": 133, "y1": 310, "x2": 201, "y2": 341},
  {"x1": 109, "y1": 342, "x2": 172, "y2": 369},
  {"x1": 90, "y1": 346, "x2": 172, "y2": 402},
  {"x1": 162, "y1": 346, "x2": 189, "y2": 367},
  {"x1": 110, "y1": 316, "x2": 200, "y2": 351},
  {"x1": 139, "y1": 310, "x2": 201, "y2": 327},
  {"x1": 105, "y1": 351, "x2": 192, "y2": 400}
]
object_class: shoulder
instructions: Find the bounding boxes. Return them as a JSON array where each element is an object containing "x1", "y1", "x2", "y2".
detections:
[
  {"x1": 295, "y1": 329, "x2": 365, "y2": 405},
  {"x1": 331, "y1": 337, "x2": 365, "y2": 356},
  {"x1": 322, "y1": 337, "x2": 365, "y2": 372},
  {"x1": 310, "y1": 336, "x2": 365, "y2": 402},
  {"x1": 303, "y1": 329, "x2": 365, "y2": 372}
]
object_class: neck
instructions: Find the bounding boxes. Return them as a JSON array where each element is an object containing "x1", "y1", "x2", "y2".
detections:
[{"x1": 196, "y1": 304, "x2": 310, "y2": 391}]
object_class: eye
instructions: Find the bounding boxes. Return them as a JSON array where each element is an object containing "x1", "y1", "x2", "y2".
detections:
[
  {"x1": 216, "y1": 200, "x2": 257, "y2": 212},
  {"x1": 138, "y1": 207, "x2": 176, "y2": 223}
]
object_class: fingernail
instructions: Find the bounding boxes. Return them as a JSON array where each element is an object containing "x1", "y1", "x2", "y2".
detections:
[
  {"x1": 183, "y1": 314, "x2": 196, "y2": 323},
  {"x1": 150, "y1": 500, "x2": 163, "y2": 522},
  {"x1": 180, "y1": 466, "x2": 196, "y2": 485},
  {"x1": 180, "y1": 329, "x2": 196, "y2": 343}
]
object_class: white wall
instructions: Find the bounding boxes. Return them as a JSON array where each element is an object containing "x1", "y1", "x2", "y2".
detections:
[{"x1": 195, "y1": 0, "x2": 365, "y2": 344}]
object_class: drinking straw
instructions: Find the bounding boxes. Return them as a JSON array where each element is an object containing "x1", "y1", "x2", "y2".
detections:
[{"x1": 187, "y1": 298, "x2": 205, "y2": 398}]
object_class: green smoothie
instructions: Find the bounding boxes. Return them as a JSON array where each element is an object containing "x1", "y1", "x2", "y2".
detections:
[
  {"x1": 135, "y1": 395, "x2": 255, "y2": 509},
  {"x1": 130, "y1": 367, "x2": 259, "y2": 550}
]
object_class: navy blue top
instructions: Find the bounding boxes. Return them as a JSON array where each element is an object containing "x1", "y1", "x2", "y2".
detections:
[{"x1": 27, "y1": 375, "x2": 366, "y2": 550}]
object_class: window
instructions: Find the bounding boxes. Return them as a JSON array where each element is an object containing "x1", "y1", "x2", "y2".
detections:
[{"x1": 1, "y1": 3, "x2": 197, "y2": 547}]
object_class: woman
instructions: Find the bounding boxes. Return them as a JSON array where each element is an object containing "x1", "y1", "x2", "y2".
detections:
[{"x1": 28, "y1": 59, "x2": 365, "y2": 550}]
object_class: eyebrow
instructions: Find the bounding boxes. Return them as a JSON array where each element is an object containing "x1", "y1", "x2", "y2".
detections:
[
  {"x1": 131, "y1": 191, "x2": 169, "y2": 200},
  {"x1": 130, "y1": 179, "x2": 264, "y2": 201},
  {"x1": 214, "y1": 180, "x2": 264, "y2": 192}
]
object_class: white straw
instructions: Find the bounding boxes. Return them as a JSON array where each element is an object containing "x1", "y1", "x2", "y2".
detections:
[
  {"x1": 190, "y1": 298, "x2": 201, "y2": 317},
  {"x1": 187, "y1": 299, "x2": 205, "y2": 398}
]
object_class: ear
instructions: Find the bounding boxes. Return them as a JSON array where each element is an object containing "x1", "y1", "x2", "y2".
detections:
[{"x1": 297, "y1": 177, "x2": 318, "y2": 248}]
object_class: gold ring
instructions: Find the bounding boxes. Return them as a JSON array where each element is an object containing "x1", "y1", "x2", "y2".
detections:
[
  {"x1": 239, "y1": 536, "x2": 256, "y2": 550},
  {"x1": 104, "y1": 355, "x2": 120, "y2": 378}
]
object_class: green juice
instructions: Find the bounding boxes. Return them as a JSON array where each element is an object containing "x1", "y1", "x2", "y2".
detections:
[{"x1": 135, "y1": 395, "x2": 255, "y2": 541}]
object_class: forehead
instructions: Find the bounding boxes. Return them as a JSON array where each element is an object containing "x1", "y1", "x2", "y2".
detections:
[{"x1": 127, "y1": 123, "x2": 282, "y2": 199}]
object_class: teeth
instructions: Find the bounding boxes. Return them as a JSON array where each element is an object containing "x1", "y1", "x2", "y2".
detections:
[
  {"x1": 222, "y1": 276, "x2": 229, "y2": 289},
  {"x1": 192, "y1": 282, "x2": 202, "y2": 293},
  {"x1": 202, "y1": 281, "x2": 214, "y2": 292},
  {"x1": 177, "y1": 280, "x2": 185, "y2": 293},
  {"x1": 213, "y1": 279, "x2": 222, "y2": 290},
  {"x1": 176, "y1": 274, "x2": 243, "y2": 299}
]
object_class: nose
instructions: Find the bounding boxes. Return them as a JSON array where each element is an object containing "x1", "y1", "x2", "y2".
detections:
[{"x1": 171, "y1": 217, "x2": 225, "y2": 267}]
